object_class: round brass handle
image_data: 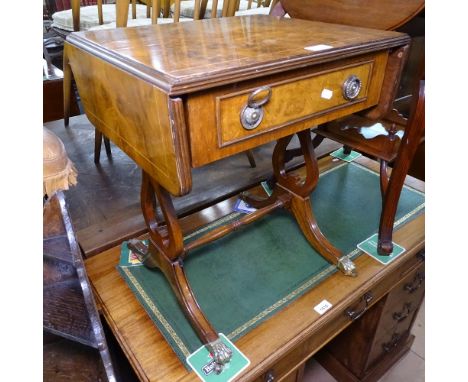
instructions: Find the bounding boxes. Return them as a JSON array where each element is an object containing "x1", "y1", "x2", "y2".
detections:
[
  {"x1": 342, "y1": 75, "x2": 362, "y2": 100},
  {"x1": 247, "y1": 86, "x2": 272, "y2": 108},
  {"x1": 240, "y1": 86, "x2": 272, "y2": 130}
]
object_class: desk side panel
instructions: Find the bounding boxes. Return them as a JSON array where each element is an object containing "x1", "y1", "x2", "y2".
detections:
[{"x1": 65, "y1": 43, "x2": 192, "y2": 196}]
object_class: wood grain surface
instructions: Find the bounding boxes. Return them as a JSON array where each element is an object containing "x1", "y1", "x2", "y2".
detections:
[
  {"x1": 65, "y1": 43, "x2": 192, "y2": 196},
  {"x1": 280, "y1": 0, "x2": 424, "y2": 31},
  {"x1": 66, "y1": 16, "x2": 409, "y2": 95},
  {"x1": 187, "y1": 52, "x2": 388, "y2": 166}
]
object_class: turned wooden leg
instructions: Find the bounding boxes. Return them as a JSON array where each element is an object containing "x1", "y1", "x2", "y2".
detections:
[
  {"x1": 273, "y1": 131, "x2": 356, "y2": 276},
  {"x1": 378, "y1": 80, "x2": 425, "y2": 255},
  {"x1": 128, "y1": 171, "x2": 232, "y2": 372}
]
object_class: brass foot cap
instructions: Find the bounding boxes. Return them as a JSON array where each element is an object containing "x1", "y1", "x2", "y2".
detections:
[{"x1": 337, "y1": 256, "x2": 357, "y2": 277}]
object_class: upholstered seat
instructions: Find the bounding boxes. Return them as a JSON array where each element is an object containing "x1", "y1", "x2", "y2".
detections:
[
  {"x1": 88, "y1": 15, "x2": 192, "y2": 30},
  {"x1": 52, "y1": 4, "x2": 148, "y2": 32},
  {"x1": 235, "y1": 7, "x2": 271, "y2": 16},
  {"x1": 171, "y1": 0, "x2": 250, "y2": 18},
  {"x1": 43, "y1": 127, "x2": 77, "y2": 197}
]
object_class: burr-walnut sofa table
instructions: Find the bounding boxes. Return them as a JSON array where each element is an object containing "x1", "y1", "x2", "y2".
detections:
[
  {"x1": 65, "y1": 15, "x2": 410, "y2": 368},
  {"x1": 84, "y1": 156, "x2": 425, "y2": 382}
]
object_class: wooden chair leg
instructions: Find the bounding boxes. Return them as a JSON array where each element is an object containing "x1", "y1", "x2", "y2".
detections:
[
  {"x1": 94, "y1": 131, "x2": 112, "y2": 164},
  {"x1": 104, "y1": 137, "x2": 112, "y2": 157},
  {"x1": 379, "y1": 159, "x2": 390, "y2": 198},
  {"x1": 246, "y1": 149, "x2": 256, "y2": 168},
  {"x1": 94, "y1": 130, "x2": 102, "y2": 164},
  {"x1": 378, "y1": 80, "x2": 425, "y2": 255}
]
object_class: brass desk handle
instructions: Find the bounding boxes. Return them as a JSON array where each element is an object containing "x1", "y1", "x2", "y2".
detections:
[
  {"x1": 383, "y1": 333, "x2": 402, "y2": 353},
  {"x1": 240, "y1": 86, "x2": 272, "y2": 130},
  {"x1": 342, "y1": 75, "x2": 362, "y2": 100},
  {"x1": 393, "y1": 303, "x2": 412, "y2": 322},
  {"x1": 404, "y1": 272, "x2": 424, "y2": 294},
  {"x1": 247, "y1": 86, "x2": 272, "y2": 108},
  {"x1": 345, "y1": 292, "x2": 373, "y2": 321}
]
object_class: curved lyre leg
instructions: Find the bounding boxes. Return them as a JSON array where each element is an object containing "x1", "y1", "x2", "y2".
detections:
[
  {"x1": 128, "y1": 171, "x2": 232, "y2": 372},
  {"x1": 274, "y1": 130, "x2": 356, "y2": 276}
]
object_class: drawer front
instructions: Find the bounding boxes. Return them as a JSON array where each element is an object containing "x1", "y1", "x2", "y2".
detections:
[
  {"x1": 187, "y1": 52, "x2": 388, "y2": 167},
  {"x1": 366, "y1": 262, "x2": 425, "y2": 367},
  {"x1": 218, "y1": 61, "x2": 373, "y2": 147}
]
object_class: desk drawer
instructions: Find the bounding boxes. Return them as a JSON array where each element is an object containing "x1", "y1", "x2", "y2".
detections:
[
  {"x1": 218, "y1": 62, "x2": 373, "y2": 146},
  {"x1": 187, "y1": 52, "x2": 388, "y2": 167},
  {"x1": 366, "y1": 262, "x2": 425, "y2": 368}
]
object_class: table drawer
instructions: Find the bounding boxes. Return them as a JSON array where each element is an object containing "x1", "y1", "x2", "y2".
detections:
[
  {"x1": 187, "y1": 52, "x2": 388, "y2": 167},
  {"x1": 366, "y1": 262, "x2": 425, "y2": 368},
  {"x1": 218, "y1": 62, "x2": 373, "y2": 147}
]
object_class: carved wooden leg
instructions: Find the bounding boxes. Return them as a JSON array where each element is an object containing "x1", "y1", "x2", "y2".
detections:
[
  {"x1": 379, "y1": 159, "x2": 390, "y2": 197},
  {"x1": 378, "y1": 80, "x2": 425, "y2": 255},
  {"x1": 274, "y1": 131, "x2": 356, "y2": 276},
  {"x1": 128, "y1": 171, "x2": 232, "y2": 372}
]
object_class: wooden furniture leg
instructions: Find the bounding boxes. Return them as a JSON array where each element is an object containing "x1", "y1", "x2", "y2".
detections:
[
  {"x1": 63, "y1": 48, "x2": 72, "y2": 127},
  {"x1": 274, "y1": 131, "x2": 357, "y2": 276},
  {"x1": 378, "y1": 80, "x2": 425, "y2": 254},
  {"x1": 246, "y1": 149, "x2": 257, "y2": 168},
  {"x1": 128, "y1": 171, "x2": 232, "y2": 373},
  {"x1": 379, "y1": 159, "x2": 390, "y2": 197},
  {"x1": 242, "y1": 131, "x2": 356, "y2": 276},
  {"x1": 94, "y1": 131, "x2": 113, "y2": 164}
]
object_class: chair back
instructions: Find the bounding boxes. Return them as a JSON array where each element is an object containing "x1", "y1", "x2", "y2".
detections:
[
  {"x1": 70, "y1": 0, "x2": 141, "y2": 31},
  {"x1": 275, "y1": 0, "x2": 424, "y2": 30}
]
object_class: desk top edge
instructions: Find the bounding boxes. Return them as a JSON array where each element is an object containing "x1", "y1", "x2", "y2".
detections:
[{"x1": 66, "y1": 16, "x2": 410, "y2": 95}]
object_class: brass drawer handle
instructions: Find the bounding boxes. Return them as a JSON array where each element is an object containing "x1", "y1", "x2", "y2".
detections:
[
  {"x1": 383, "y1": 333, "x2": 402, "y2": 353},
  {"x1": 240, "y1": 86, "x2": 272, "y2": 131},
  {"x1": 404, "y1": 271, "x2": 424, "y2": 294},
  {"x1": 393, "y1": 303, "x2": 412, "y2": 322},
  {"x1": 264, "y1": 370, "x2": 275, "y2": 382},
  {"x1": 342, "y1": 75, "x2": 362, "y2": 100},
  {"x1": 247, "y1": 86, "x2": 272, "y2": 108},
  {"x1": 345, "y1": 292, "x2": 373, "y2": 321}
]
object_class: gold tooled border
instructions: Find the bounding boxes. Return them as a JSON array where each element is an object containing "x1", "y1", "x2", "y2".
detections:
[
  {"x1": 122, "y1": 161, "x2": 425, "y2": 353},
  {"x1": 121, "y1": 267, "x2": 191, "y2": 357}
]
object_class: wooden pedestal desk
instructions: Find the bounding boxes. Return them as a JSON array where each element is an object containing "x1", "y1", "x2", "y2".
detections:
[
  {"x1": 65, "y1": 16, "x2": 411, "y2": 365},
  {"x1": 84, "y1": 156, "x2": 425, "y2": 382}
]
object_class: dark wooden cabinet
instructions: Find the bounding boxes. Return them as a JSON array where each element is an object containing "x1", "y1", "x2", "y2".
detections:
[{"x1": 316, "y1": 254, "x2": 424, "y2": 382}]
